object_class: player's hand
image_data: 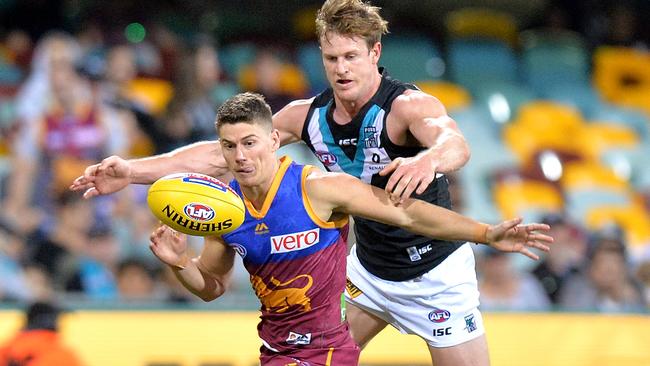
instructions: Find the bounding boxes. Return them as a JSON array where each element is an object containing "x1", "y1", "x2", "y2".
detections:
[
  {"x1": 149, "y1": 224, "x2": 190, "y2": 269},
  {"x1": 69, "y1": 155, "x2": 132, "y2": 199},
  {"x1": 486, "y1": 218, "x2": 553, "y2": 260},
  {"x1": 379, "y1": 154, "x2": 437, "y2": 205}
]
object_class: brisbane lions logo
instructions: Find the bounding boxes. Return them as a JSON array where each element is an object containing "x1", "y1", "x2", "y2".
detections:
[{"x1": 251, "y1": 274, "x2": 313, "y2": 313}]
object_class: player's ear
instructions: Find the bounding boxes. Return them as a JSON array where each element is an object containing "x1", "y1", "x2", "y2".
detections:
[
  {"x1": 371, "y1": 42, "x2": 381, "y2": 63},
  {"x1": 270, "y1": 129, "x2": 281, "y2": 152}
]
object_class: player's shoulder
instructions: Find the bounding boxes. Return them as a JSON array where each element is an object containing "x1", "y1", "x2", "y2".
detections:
[
  {"x1": 275, "y1": 97, "x2": 315, "y2": 116},
  {"x1": 391, "y1": 89, "x2": 446, "y2": 119},
  {"x1": 304, "y1": 167, "x2": 352, "y2": 192},
  {"x1": 273, "y1": 97, "x2": 315, "y2": 132}
]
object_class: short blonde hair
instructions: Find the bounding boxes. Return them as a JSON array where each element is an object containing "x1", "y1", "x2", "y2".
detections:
[{"x1": 315, "y1": 0, "x2": 388, "y2": 49}]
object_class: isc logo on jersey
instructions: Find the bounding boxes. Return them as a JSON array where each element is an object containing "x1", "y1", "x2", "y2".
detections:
[
  {"x1": 183, "y1": 203, "x2": 215, "y2": 221},
  {"x1": 270, "y1": 228, "x2": 320, "y2": 254}
]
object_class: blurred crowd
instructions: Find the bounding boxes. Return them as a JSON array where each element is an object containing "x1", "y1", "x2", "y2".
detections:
[{"x1": 0, "y1": 0, "x2": 649, "y2": 313}]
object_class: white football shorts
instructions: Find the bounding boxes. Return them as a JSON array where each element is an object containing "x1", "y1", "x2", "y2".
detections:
[{"x1": 345, "y1": 243, "x2": 485, "y2": 347}]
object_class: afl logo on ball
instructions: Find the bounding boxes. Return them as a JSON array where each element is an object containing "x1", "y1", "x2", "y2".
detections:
[
  {"x1": 184, "y1": 203, "x2": 215, "y2": 221},
  {"x1": 315, "y1": 151, "x2": 338, "y2": 167}
]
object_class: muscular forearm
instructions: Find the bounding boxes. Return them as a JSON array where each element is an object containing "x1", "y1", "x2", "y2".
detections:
[
  {"x1": 129, "y1": 141, "x2": 228, "y2": 184},
  {"x1": 170, "y1": 257, "x2": 227, "y2": 302},
  {"x1": 402, "y1": 200, "x2": 487, "y2": 244},
  {"x1": 423, "y1": 131, "x2": 470, "y2": 174}
]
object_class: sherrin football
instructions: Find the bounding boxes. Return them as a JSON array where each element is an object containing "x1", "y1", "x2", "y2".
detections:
[{"x1": 147, "y1": 173, "x2": 245, "y2": 236}]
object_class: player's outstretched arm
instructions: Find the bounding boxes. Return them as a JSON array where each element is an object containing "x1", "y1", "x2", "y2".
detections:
[
  {"x1": 150, "y1": 225, "x2": 235, "y2": 301},
  {"x1": 380, "y1": 91, "x2": 470, "y2": 204},
  {"x1": 306, "y1": 171, "x2": 553, "y2": 260},
  {"x1": 70, "y1": 141, "x2": 228, "y2": 198}
]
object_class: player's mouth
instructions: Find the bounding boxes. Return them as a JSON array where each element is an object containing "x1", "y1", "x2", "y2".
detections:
[
  {"x1": 236, "y1": 167, "x2": 255, "y2": 175},
  {"x1": 336, "y1": 79, "x2": 353, "y2": 86}
]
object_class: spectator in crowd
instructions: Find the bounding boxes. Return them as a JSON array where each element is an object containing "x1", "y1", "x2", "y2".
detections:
[
  {"x1": 64, "y1": 225, "x2": 120, "y2": 300},
  {"x1": 22, "y1": 191, "x2": 95, "y2": 295},
  {"x1": 0, "y1": 220, "x2": 31, "y2": 302},
  {"x1": 115, "y1": 258, "x2": 160, "y2": 301},
  {"x1": 559, "y1": 231, "x2": 646, "y2": 312},
  {"x1": 531, "y1": 213, "x2": 588, "y2": 304},
  {"x1": 239, "y1": 47, "x2": 308, "y2": 113},
  {"x1": 636, "y1": 261, "x2": 650, "y2": 310},
  {"x1": 3, "y1": 33, "x2": 128, "y2": 235},
  {"x1": 0, "y1": 301, "x2": 84, "y2": 366},
  {"x1": 478, "y1": 248, "x2": 551, "y2": 311},
  {"x1": 174, "y1": 39, "x2": 237, "y2": 142}
]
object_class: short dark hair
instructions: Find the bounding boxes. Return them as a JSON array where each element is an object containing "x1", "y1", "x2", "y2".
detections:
[
  {"x1": 215, "y1": 92, "x2": 272, "y2": 132},
  {"x1": 25, "y1": 302, "x2": 63, "y2": 331}
]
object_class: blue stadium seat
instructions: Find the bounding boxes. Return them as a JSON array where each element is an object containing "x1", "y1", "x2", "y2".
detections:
[
  {"x1": 519, "y1": 30, "x2": 590, "y2": 93},
  {"x1": 472, "y1": 80, "x2": 537, "y2": 125},
  {"x1": 296, "y1": 42, "x2": 328, "y2": 93},
  {"x1": 219, "y1": 42, "x2": 257, "y2": 81},
  {"x1": 447, "y1": 38, "x2": 518, "y2": 93},
  {"x1": 588, "y1": 103, "x2": 650, "y2": 142},
  {"x1": 380, "y1": 34, "x2": 444, "y2": 83},
  {"x1": 540, "y1": 83, "x2": 603, "y2": 118}
]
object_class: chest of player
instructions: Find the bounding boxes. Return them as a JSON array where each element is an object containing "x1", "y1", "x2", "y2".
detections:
[{"x1": 224, "y1": 213, "x2": 342, "y2": 266}]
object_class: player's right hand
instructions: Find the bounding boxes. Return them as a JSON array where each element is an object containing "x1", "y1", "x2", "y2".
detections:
[
  {"x1": 69, "y1": 155, "x2": 132, "y2": 198},
  {"x1": 149, "y1": 224, "x2": 190, "y2": 269}
]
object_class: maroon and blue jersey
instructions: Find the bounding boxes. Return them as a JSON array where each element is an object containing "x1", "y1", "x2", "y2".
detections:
[{"x1": 222, "y1": 157, "x2": 358, "y2": 364}]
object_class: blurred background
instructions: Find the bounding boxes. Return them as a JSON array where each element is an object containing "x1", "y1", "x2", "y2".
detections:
[{"x1": 0, "y1": 0, "x2": 649, "y2": 365}]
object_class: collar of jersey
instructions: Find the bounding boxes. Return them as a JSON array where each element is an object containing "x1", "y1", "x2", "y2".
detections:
[{"x1": 242, "y1": 155, "x2": 292, "y2": 219}]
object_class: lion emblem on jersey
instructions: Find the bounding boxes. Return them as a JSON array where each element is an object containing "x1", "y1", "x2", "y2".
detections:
[{"x1": 251, "y1": 274, "x2": 313, "y2": 313}]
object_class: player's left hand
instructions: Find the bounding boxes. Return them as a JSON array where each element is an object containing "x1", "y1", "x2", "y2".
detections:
[
  {"x1": 379, "y1": 154, "x2": 437, "y2": 205},
  {"x1": 487, "y1": 218, "x2": 554, "y2": 260}
]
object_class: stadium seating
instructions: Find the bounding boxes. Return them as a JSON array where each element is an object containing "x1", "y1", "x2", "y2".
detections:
[
  {"x1": 503, "y1": 101, "x2": 587, "y2": 165},
  {"x1": 415, "y1": 80, "x2": 472, "y2": 112},
  {"x1": 586, "y1": 203, "x2": 650, "y2": 249},
  {"x1": 380, "y1": 34, "x2": 445, "y2": 83},
  {"x1": 593, "y1": 46, "x2": 650, "y2": 114},
  {"x1": 447, "y1": 38, "x2": 519, "y2": 93},
  {"x1": 296, "y1": 42, "x2": 328, "y2": 93},
  {"x1": 492, "y1": 179, "x2": 564, "y2": 221},
  {"x1": 445, "y1": 7, "x2": 519, "y2": 46},
  {"x1": 519, "y1": 29, "x2": 591, "y2": 93},
  {"x1": 471, "y1": 80, "x2": 537, "y2": 125},
  {"x1": 219, "y1": 42, "x2": 258, "y2": 81}
]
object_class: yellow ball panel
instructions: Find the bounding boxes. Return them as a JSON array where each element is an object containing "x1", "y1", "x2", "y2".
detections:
[{"x1": 147, "y1": 173, "x2": 245, "y2": 236}]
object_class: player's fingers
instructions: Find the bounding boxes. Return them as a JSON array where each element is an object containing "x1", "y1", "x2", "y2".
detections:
[
  {"x1": 70, "y1": 180, "x2": 91, "y2": 191},
  {"x1": 522, "y1": 223, "x2": 551, "y2": 232},
  {"x1": 519, "y1": 248, "x2": 540, "y2": 261},
  {"x1": 528, "y1": 241, "x2": 551, "y2": 252},
  {"x1": 96, "y1": 156, "x2": 120, "y2": 173},
  {"x1": 502, "y1": 217, "x2": 523, "y2": 231},
  {"x1": 528, "y1": 233, "x2": 554, "y2": 244},
  {"x1": 82, "y1": 163, "x2": 100, "y2": 178},
  {"x1": 378, "y1": 158, "x2": 401, "y2": 177},
  {"x1": 393, "y1": 175, "x2": 412, "y2": 195},
  {"x1": 414, "y1": 175, "x2": 434, "y2": 195},
  {"x1": 82, "y1": 187, "x2": 99, "y2": 199},
  {"x1": 400, "y1": 175, "x2": 429, "y2": 201}
]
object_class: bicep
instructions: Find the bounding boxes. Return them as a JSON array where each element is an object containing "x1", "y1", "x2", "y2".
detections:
[
  {"x1": 398, "y1": 93, "x2": 465, "y2": 147},
  {"x1": 310, "y1": 173, "x2": 410, "y2": 227}
]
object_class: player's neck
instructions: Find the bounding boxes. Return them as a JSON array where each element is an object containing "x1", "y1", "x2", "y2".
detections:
[
  {"x1": 239, "y1": 158, "x2": 280, "y2": 210},
  {"x1": 333, "y1": 73, "x2": 381, "y2": 121}
]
